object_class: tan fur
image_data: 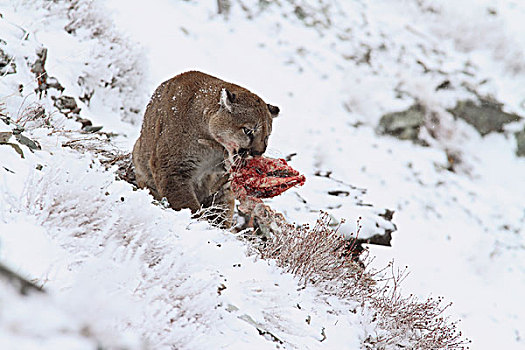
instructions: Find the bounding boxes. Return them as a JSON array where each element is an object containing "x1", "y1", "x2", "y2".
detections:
[{"x1": 132, "y1": 71, "x2": 279, "y2": 226}]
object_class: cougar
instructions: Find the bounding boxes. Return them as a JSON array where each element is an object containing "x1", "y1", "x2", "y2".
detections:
[{"x1": 132, "y1": 71, "x2": 280, "y2": 226}]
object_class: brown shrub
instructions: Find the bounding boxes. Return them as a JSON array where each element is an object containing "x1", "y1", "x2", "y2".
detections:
[{"x1": 255, "y1": 212, "x2": 470, "y2": 349}]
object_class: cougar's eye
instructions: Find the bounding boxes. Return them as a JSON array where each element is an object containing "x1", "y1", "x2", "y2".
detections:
[{"x1": 242, "y1": 127, "x2": 253, "y2": 136}]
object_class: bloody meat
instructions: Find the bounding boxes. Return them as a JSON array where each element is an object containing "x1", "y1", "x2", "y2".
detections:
[{"x1": 230, "y1": 157, "x2": 305, "y2": 200}]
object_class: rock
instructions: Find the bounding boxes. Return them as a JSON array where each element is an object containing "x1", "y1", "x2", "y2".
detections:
[
  {"x1": 46, "y1": 76, "x2": 64, "y2": 92},
  {"x1": 31, "y1": 47, "x2": 48, "y2": 96},
  {"x1": 328, "y1": 190, "x2": 350, "y2": 197},
  {"x1": 31, "y1": 47, "x2": 47, "y2": 77},
  {"x1": 435, "y1": 80, "x2": 451, "y2": 91},
  {"x1": 357, "y1": 230, "x2": 393, "y2": 247},
  {"x1": 354, "y1": 209, "x2": 397, "y2": 252},
  {"x1": 11, "y1": 125, "x2": 24, "y2": 134},
  {"x1": 1, "y1": 115, "x2": 24, "y2": 134},
  {"x1": 0, "y1": 131, "x2": 12, "y2": 143},
  {"x1": 377, "y1": 104, "x2": 425, "y2": 141},
  {"x1": 28, "y1": 47, "x2": 64, "y2": 95},
  {"x1": 294, "y1": 6, "x2": 307, "y2": 20},
  {"x1": 2, "y1": 142, "x2": 24, "y2": 158},
  {"x1": 516, "y1": 128, "x2": 525, "y2": 157},
  {"x1": 53, "y1": 95, "x2": 81, "y2": 116},
  {"x1": 449, "y1": 98, "x2": 521, "y2": 136},
  {"x1": 237, "y1": 314, "x2": 284, "y2": 345},
  {"x1": 76, "y1": 118, "x2": 92, "y2": 128},
  {"x1": 217, "y1": 0, "x2": 232, "y2": 16},
  {"x1": 82, "y1": 125, "x2": 103, "y2": 133},
  {"x1": 0, "y1": 263, "x2": 43, "y2": 295},
  {"x1": 0, "y1": 47, "x2": 16, "y2": 74},
  {"x1": 54, "y1": 95, "x2": 77, "y2": 111},
  {"x1": 15, "y1": 134, "x2": 41, "y2": 150}
]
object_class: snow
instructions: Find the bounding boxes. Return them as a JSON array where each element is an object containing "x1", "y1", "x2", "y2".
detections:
[
  {"x1": 1, "y1": 0, "x2": 525, "y2": 348},
  {"x1": 1, "y1": 141, "x2": 367, "y2": 349}
]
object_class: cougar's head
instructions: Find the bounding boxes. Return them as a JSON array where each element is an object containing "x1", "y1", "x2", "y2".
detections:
[{"x1": 209, "y1": 88, "x2": 279, "y2": 161}]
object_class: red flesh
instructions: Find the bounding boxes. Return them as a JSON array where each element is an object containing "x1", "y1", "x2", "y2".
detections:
[{"x1": 230, "y1": 157, "x2": 306, "y2": 200}]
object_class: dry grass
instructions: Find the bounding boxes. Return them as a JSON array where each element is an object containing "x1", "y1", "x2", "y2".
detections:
[
  {"x1": 15, "y1": 103, "x2": 49, "y2": 128},
  {"x1": 254, "y1": 212, "x2": 470, "y2": 349},
  {"x1": 257, "y1": 213, "x2": 374, "y2": 298},
  {"x1": 366, "y1": 264, "x2": 470, "y2": 349}
]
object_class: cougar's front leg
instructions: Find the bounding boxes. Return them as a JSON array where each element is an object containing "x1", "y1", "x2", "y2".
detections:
[
  {"x1": 151, "y1": 155, "x2": 201, "y2": 212},
  {"x1": 158, "y1": 174, "x2": 202, "y2": 212},
  {"x1": 202, "y1": 175, "x2": 235, "y2": 228}
]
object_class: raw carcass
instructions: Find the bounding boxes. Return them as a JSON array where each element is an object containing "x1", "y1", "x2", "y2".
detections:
[
  {"x1": 230, "y1": 157, "x2": 305, "y2": 200},
  {"x1": 230, "y1": 156, "x2": 305, "y2": 232}
]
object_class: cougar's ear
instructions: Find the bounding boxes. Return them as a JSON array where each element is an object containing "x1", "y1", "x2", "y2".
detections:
[
  {"x1": 267, "y1": 104, "x2": 280, "y2": 118},
  {"x1": 220, "y1": 88, "x2": 235, "y2": 112}
]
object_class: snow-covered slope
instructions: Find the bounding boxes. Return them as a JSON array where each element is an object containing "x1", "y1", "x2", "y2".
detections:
[
  {"x1": 1, "y1": 0, "x2": 524, "y2": 349},
  {"x1": 0, "y1": 4, "x2": 375, "y2": 349},
  {"x1": 103, "y1": 1, "x2": 525, "y2": 347}
]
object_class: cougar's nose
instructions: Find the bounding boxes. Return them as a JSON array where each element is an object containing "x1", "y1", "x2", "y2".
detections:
[
  {"x1": 237, "y1": 148, "x2": 250, "y2": 158},
  {"x1": 250, "y1": 148, "x2": 265, "y2": 157}
]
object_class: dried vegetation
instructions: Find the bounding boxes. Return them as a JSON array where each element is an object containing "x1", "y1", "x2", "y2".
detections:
[{"x1": 254, "y1": 213, "x2": 470, "y2": 349}]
